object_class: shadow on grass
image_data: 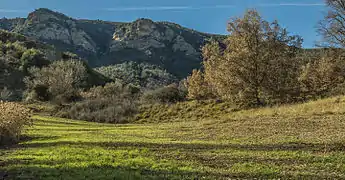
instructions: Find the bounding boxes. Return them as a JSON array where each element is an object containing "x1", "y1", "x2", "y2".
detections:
[
  {"x1": 0, "y1": 164, "x2": 255, "y2": 180},
  {"x1": 34, "y1": 119, "x2": 94, "y2": 126},
  {"x1": 0, "y1": 135, "x2": 60, "y2": 150},
  {"x1": 1, "y1": 162, "x2": 343, "y2": 180},
  {"x1": 13, "y1": 140, "x2": 345, "y2": 153},
  {"x1": 28, "y1": 127, "x2": 106, "y2": 132},
  {"x1": 3, "y1": 139, "x2": 345, "y2": 179},
  {"x1": 2, "y1": 166, "x2": 185, "y2": 180}
]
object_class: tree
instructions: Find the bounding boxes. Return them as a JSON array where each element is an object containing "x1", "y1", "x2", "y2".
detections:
[
  {"x1": 201, "y1": 10, "x2": 302, "y2": 106},
  {"x1": 318, "y1": 0, "x2": 345, "y2": 47},
  {"x1": 20, "y1": 48, "x2": 49, "y2": 73},
  {"x1": 299, "y1": 49, "x2": 345, "y2": 98},
  {"x1": 185, "y1": 69, "x2": 212, "y2": 100},
  {"x1": 25, "y1": 60, "x2": 87, "y2": 103}
]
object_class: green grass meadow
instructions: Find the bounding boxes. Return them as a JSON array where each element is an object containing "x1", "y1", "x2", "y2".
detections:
[{"x1": 3, "y1": 97, "x2": 345, "y2": 179}]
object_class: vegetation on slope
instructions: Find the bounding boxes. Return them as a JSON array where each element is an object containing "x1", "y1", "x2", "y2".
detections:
[
  {"x1": 0, "y1": 30, "x2": 51, "y2": 100},
  {"x1": 0, "y1": 30, "x2": 111, "y2": 102},
  {"x1": 95, "y1": 62, "x2": 177, "y2": 90}
]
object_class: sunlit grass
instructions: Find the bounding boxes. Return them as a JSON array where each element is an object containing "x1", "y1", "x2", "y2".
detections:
[{"x1": 2, "y1": 97, "x2": 345, "y2": 179}]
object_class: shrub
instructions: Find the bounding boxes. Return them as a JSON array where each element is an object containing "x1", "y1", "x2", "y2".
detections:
[
  {"x1": 62, "y1": 97, "x2": 137, "y2": 123},
  {"x1": 0, "y1": 102, "x2": 31, "y2": 145},
  {"x1": 57, "y1": 82, "x2": 139, "y2": 123},
  {"x1": 20, "y1": 48, "x2": 49, "y2": 73},
  {"x1": 0, "y1": 87, "x2": 13, "y2": 101},
  {"x1": 142, "y1": 83, "x2": 186, "y2": 104}
]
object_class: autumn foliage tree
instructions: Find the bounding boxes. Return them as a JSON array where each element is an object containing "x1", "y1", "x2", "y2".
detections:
[
  {"x1": 318, "y1": 0, "x2": 345, "y2": 47},
  {"x1": 299, "y1": 49, "x2": 345, "y2": 98},
  {"x1": 185, "y1": 69, "x2": 212, "y2": 100},
  {"x1": 188, "y1": 10, "x2": 303, "y2": 106}
]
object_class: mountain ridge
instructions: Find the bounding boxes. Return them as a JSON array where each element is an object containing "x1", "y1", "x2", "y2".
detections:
[{"x1": 0, "y1": 8, "x2": 224, "y2": 77}]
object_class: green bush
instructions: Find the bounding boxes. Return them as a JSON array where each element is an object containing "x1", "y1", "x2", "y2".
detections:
[
  {"x1": 20, "y1": 48, "x2": 49, "y2": 73},
  {"x1": 25, "y1": 60, "x2": 88, "y2": 104},
  {"x1": 95, "y1": 62, "x2": 177, "y2": 90},
  {"x1": 0, "y1": 87, "x2": 13, "y2": 101}
]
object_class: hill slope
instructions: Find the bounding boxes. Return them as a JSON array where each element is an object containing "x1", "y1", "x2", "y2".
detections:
[
  {"x1": 2, "y1": 96, "x2": 345, "y2": 179},
  {"x1": 0, "y1": 30, "x2": 110, "y2": 100},
  {"x1": 0, "y1": 8, "x2": 223, "y2": 77}
]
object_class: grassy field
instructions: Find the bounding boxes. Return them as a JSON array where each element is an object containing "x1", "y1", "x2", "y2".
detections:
[{"x1": 2, "y1": 97, "x2": 345, "y2": 179}]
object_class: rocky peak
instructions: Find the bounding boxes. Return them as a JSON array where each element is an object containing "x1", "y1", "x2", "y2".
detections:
[
  {"x1": 27, "y1": 8, "x2": 71, "y2": 23},
  {"x1": 17, "y1": 9, "x2": 97, "y2": 53},
  {"x1": 113, "y1": 18, "x2": 161, "y2": 41},
  {"x1": 133, "y1": 18, "x2": 157, "y2": 32}
]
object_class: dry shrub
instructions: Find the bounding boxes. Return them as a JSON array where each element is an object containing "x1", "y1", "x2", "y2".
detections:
[
  {"x1": 56, "y1": 82, "x2": 139, "y2": 123},
  {"x1": 142, "y1": 83, "x2": 187, "y2": 104},
  {"x1": 0, "y1": 101, "x2": 31, "y2": 145}
]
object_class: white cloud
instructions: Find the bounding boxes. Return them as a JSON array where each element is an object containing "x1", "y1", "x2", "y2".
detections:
[
  {"x1": 103, "y1": 5, "x2": 235, "y2": 12},
  {"x1": 0, "y1": 9, "x2": 27, "y2": 13},
  {"x1": 103, "y1": 3, "x2": 324, "y2": 12},
  {"x1": 259, "y1": 3, "x2": 325, "y2": 7}
]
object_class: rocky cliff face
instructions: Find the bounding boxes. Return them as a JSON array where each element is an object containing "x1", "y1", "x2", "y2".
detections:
[{"x1": 0, "y1": 8, "x2": 222, "y2": 77}]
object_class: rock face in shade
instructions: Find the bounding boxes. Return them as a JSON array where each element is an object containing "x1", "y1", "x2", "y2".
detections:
[{"x1": 0, "y1": 8, "x2": 224, "y2": 78}]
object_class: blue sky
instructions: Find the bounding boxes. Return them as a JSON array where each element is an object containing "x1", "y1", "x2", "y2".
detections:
[{"x1": 0, "y1": 0, "x2": 326, "y2": 48}]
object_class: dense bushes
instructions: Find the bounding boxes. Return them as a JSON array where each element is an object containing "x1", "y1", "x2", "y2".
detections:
[
  {"x1": 0, "y1": 102, "x2": 31, "y2": 145},
  {"x1": 25, "y1": 60, "x2": 88, "y2": 104},
  {"x1": 20, "y1": 48, "x2": 49, "y2": 73},
  {"x1": 61, "y1": 98, "x2": 137, "y2": 123},
  {"x1": 142, "y1": 83, "x2": 187, "y2": 104},
  {"x1": 0, "y1": 31, "x2": 51, "y2": 100},
  {"x1": 24, "y1": 59, "x2": 110, "y2": 104},
  {"x1": 56, "y1": 82, "x2": 139, "y2": 123}
]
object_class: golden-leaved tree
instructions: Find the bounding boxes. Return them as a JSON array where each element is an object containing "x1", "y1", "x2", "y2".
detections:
[
  {"x1": 189, "y1": 10, "x2": 303, "y2": 106},
  {"x1": 185, "y1": 69, "x2": 212, "y2": 100},
  {"x1": 318, "y1": 0, "x2": 345, "y2": 47},
  {"x1": 299, "y1": 49, "x2": 345, "y2": 98}
]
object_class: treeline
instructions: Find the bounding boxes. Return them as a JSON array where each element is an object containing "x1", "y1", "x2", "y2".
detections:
[{"x1": 185, "y1": 10, "x2": 345, "y2": 107}]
